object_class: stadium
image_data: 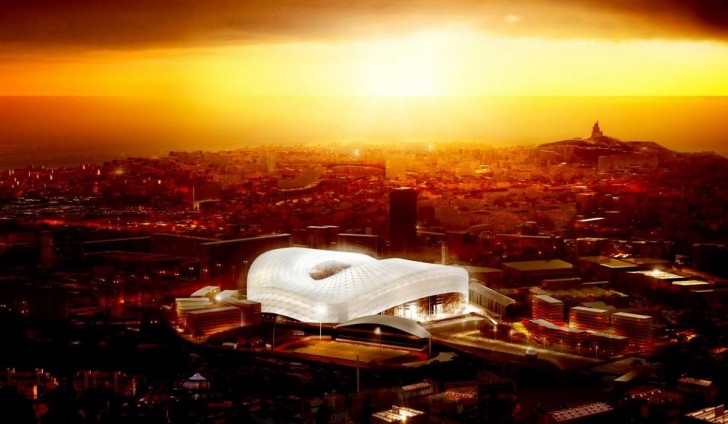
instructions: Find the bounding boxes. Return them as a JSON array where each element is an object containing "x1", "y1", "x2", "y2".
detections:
[{"x1": 246, "y1": 247, "x2": 469, "y2": 323}]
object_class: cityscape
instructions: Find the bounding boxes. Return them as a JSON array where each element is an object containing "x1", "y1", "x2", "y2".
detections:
[
  {"x1": 2, "y1": 1, "x2": 728, "y2": 424},
  {"x1": 1, "y1": 123, "x2": 727, "y2": 423}
]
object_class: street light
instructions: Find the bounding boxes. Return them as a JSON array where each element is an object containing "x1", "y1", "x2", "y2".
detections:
[
  {"x1": 272, "y1": 315, "x2": 281, "y2": 350},
  {"x1": 374, "y1": 326, "x2": 382, "y2": 351},
  {"x1": 559, "y1": 340, "x2": 563, "y2": 353},
  {"x1": 577, "y1": 342, "x2": 581, "y2": 355},
  {"x1": 595, "y1": 345, "x2": 599, "y2": 359},
  {"x1": 241, "y1": 260, "x2": 249, "y2": 294},
  {"x1": 316, "y1": 305, "x2": 326, "y2": 340}
]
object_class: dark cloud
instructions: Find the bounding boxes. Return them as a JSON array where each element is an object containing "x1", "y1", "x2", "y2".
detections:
[{"x1": 0, "y1": 0, "x2": 727, "y2": 52}]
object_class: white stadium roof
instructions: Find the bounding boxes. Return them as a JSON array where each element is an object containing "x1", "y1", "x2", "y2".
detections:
[{"x1": 246, "y1": 247, "x2": 468, "y2": 323}]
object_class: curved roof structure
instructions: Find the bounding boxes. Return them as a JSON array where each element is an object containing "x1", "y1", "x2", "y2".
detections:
[
  {"x1": 335, "y1": 315, "x2": 431, "y2": 339},
  {"x1": 246, "y1": 247, "x2": 468, "y2": 323}
]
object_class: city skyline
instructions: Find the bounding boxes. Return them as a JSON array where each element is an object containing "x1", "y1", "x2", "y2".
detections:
[
  {"x1": 3, "y1": 3, "x2": 728, "y2": 422},
  {"x1": 1, "y1": 1, "x2": 728, "y2": 163}
]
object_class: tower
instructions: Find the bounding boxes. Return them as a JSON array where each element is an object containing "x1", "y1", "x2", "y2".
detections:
[
  {"x1": 389, "y1": 188, "x2": 418, "y2": 255},
  {"x1": 591, "y1": 121, "x2": 603, "y2": 139}
]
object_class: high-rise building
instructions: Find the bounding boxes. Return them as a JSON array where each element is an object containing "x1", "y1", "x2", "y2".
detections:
[
  {"x1": 532, "y1": 294, "x2": 564, "y2": 325},
  {"x1": 569, "y1": 306, "x2": 609, "y2": 332},
  {"x1": 612, "y1": 312, "x2": 653, "y2": 349},
  {"x1": 389, "y1": 188, "x2": 418, "y2": 254}
]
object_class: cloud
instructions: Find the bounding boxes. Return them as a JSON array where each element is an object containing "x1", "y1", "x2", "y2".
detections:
[{"x1": 0, "y1": 0, "x2": 726, "y2": 52}]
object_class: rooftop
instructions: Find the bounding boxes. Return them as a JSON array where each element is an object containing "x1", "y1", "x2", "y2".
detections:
[
  {"x1": 685, "y1": 405, "x2": 726, "y2": 423},
  {"x1": 530, "y1": 319, "x2": 585, "y2": 334},
  {"x1": 549, "y1": 402, "x2": 613, "y2": 422},
  {"x1": 187, "y1": 306, "x2": 239, "y2": 315},
  {"x1": 503, "y1": 259, "x2": 574, "y2": 272},
  {"x1": 672, "y1": 280, "x2": 710, "y2": 287},
  {"x1": 534, "y1": 294, "x2": 563, "y2": 304},
  {"x1": 612, "y1": 311, "x2": 652, "y2": 320},
  {"x1": 629, "y1": 269, "x2": 685, "y2": 280},
  {"x1": 570, "y1": 306, "x2": 609, "y2": 314},
  {"x1": 579, "y1": 256, "x2": 638, "y2": 269}
]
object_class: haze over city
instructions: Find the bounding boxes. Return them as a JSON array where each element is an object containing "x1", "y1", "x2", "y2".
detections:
[{"x1": 1, "y1": 0, "x2": 728, "y2": 166}]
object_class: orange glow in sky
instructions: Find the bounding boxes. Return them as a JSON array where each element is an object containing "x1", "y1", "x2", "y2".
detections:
[
  {"x1": 3, "y1": 30, "x2": 728, "y2": 97},
  {"x1": 1, "y1": 0, "x2": 728, "y2": 159}
]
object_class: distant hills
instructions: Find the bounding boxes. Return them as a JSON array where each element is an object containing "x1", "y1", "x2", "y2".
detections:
[{"x1": 536, "y1": 122, "x2": 674, "y2": 163}]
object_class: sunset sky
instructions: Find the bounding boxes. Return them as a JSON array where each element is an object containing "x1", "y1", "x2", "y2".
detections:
[{"x1": 1, "y1": 0, "x2": 728, "y2": 162}]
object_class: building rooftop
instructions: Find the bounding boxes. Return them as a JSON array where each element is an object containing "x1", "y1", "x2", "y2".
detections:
[
  {"x1": 577, "y1": 217, "x2": 606, "y2": 223},
  {"x1": 629, "y1": 269, "x2": 685, "y2": 280},
  {"x1": 468, "y1": 282, "x2": 516, "y2": 306},
  {"x1": 612, "y1": 312, "x2": 652, "y2": 320},
  {"x1": 201, "y1": 233, "x2": 292, "y2": 246},
  {"x1": 503, "y1": 259, "x2": 574, "y2": 272},
  {"x1": 624, "y1": 257, "x2": 671, "y2": 267},
  {"x1": 579, "y1": 256, "x2": 638, "y2": 269},
  {"x1": 534, "y1": 294, "x2": 563, "y2": 304},
  {"x1": 581, "y1": 301, "x2": 615, "y2": 310},
  {"x1": 191, "y1": 286, "x2": 220, "y2": 297},
  {"x1": 548, "y1": 402, "x2": 613, "y2": 422},
  {"x1": 673, "y1": 280, "x2": 710, "y2": 288},
  {"x1": 187, "y1": 306, "x2": 239, "y2": 315},
  {"x1": 570, "y1": 306, "x2": 608, "y2": 314},
  {"x1": 463, "y1": 265, "x2": 503, "y2": 274},
  {"x1": 678, "y1": 377, "x2": 714, "y2": 387},
  {"x1": 685, "y1": 405, "x2": 726, "y2": 423},
  {"x1": 372, "y1": 405, "x2": 424, "y2": 423},
  {"x1": 530, "y1": 319, "x2": 584, "y2": 333},
  {"x1": 588, "y1": 331, "x2": 628, "y2": 340}
]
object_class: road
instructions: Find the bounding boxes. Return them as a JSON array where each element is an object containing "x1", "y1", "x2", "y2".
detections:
[{"x1": 426, "y1": 315, "x2": 607, "y2": 371}]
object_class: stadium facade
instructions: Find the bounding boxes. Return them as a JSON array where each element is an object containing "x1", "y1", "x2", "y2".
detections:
[{"x1": 246, "y1": 247, "x2": 469, "y2": 323}]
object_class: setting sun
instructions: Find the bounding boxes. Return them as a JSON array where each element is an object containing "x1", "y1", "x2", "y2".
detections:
[
  {"x1": 352, "y1": 32, "x2": 448, "y2": 97},
  {"x1": 0, "y1": 0, "x2": 727, "y2": 154}
]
